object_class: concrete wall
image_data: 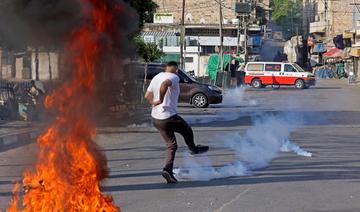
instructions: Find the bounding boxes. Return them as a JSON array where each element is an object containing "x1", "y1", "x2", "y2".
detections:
[
  {"x1": 328, "y1": 0, "x2": 357, "y2": 37},
  {"x1": 0, "y1": 48, "x2": 60, "y2": 81},
  {"x1": 199, "y1": 55, "x2": 210, "y2": 77},
  {"x1": 31, "y1": 51, "x2": 59, "y2": 81},
  {"x1": 15, "y1": 57, "x2": 23, "y2": 79}
]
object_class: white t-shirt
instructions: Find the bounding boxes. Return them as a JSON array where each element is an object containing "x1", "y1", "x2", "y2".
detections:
[{"x1": 147, "y1": 72, "x2": 180, "y2": 120}]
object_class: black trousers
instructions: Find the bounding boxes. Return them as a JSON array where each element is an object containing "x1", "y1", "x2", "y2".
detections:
[{"x1": 152, "y1": 115, "x2": 196, "y2": 172}]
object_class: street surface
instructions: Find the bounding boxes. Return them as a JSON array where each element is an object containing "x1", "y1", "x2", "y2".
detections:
[{"x1": 0, "y1": 79, "x2": 360, "y2": 212}]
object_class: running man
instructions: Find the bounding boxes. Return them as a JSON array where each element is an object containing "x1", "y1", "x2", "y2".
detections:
[{"x1": 145, "y1": 61, "x2": 209, "y2": 184}]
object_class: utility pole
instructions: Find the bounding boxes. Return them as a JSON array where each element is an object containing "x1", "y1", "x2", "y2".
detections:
[
  {"x1": 236, "y1": 17, "x2": 241, "y2": 56},
  {"x1": 218, "y1": 0, "x2": 224, "y2": 86},
  {"x1": 324, "y1": 0, "x2": 328, "y2": 37},
  {"x1": 180, "y1": 0, "x2": 185, "y2": 70},
  {"x1": 244, "y1": 16, "x2": 248, "y2": 63},
  {"x1": 291, "y1": 5, "x2": 294, "y2": 36}
]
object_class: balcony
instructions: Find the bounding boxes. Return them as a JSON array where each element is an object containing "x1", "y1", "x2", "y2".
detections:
[{"x1": 310, "y1": 21, "x2": 327, "y2": 33}]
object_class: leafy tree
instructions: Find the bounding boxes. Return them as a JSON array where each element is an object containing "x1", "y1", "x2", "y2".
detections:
[
  {"x1": 272, "y1": 0, "x2": 303, "y2": 35},
  {"x1": 135, "y1": 37, "x2": 164, "y2": 88},
  {"x1": 125, "y1": 0, "x2": 158, "y2": 27}
]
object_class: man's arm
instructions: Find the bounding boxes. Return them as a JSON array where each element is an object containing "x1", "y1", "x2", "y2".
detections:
[
  {"x1": 144, "y1": 90, "x2": 155, "y2": 105},
  {"x1": 144, "y1": 79, "x2": 172, "y2": 106},
  {"x1": 158, "y1": 79, "x2": 172, "y2": 104}
]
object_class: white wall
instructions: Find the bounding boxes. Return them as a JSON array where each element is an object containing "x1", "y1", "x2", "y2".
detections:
[{"x1": 31, "y1": 52, "x2": 59, "y2": 80}]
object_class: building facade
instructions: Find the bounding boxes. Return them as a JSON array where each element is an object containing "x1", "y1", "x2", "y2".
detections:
[
  {"x1": 154, "y1": 0, "x2": 239, "y2": 25},
  {"x1": 144, "y1": 0, "x2": 268, "y2": 76},
  {"x1": 304, "y1": 0, "x2": 360, "y2": 39},
  {"x1": 0, "y1": 48, "x2": 60, "y2": 81}
]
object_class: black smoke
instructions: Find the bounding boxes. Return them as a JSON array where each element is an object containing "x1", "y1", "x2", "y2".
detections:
[{"x1": 0, "y1": 0, "x2": 139, "y2": 49}]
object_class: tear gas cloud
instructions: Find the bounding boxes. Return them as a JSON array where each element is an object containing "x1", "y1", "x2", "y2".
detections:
[
  {"x1": 174, "y1": 115, "x2": 312, "y2": 181},
  {"x1": 221, "y1": 86, "x2": 257, "y2": 107},
  {"x1": 186, "y1": 87, "x2": 257, "y2": 125}
]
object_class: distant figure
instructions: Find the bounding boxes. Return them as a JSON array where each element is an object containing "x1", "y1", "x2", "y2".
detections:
[
  {"x1": 29, "y1": 80, "x2": 45, "y2": 105},
  {"x1": 145, "y1": 61, "x2": 209, "y2": 184},
  {"x1": 236, "y1": 64, "x2": 246, "y2": 86}
]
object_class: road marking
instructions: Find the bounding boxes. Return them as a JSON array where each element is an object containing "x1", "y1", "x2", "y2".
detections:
[{"x1": 214, "y1": 188, "x2": 251, "y2": 212}]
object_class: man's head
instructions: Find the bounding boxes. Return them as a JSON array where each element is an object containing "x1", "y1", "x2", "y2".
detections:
[{"x1": 165, "y1": 61, "x2": 178, "y2": 74}]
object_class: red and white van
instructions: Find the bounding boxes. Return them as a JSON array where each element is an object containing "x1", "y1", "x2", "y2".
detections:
[{"x1": 244, "y1": 62, "x2": 316, "y2": 89}]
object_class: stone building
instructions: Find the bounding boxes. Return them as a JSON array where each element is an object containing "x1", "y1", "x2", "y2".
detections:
[
  {"x1": 154, "y1": 0, "x2": 238, "y2": 25},
  {"x1": 154, "y1": 0, "x2": 271, "y2": 25},
  {"x1": 303, "y1": 0, "x2": 360, "y2": 39}
]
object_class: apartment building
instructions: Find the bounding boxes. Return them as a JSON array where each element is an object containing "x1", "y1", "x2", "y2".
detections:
[
  {"x1": 304, "y1": 0, "x2": 360, "y2": 39},
  {"x1": 154, "y1": 0, "x2": 238, "y2": 25}
]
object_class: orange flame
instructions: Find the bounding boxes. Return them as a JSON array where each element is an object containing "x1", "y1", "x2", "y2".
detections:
[{"x1": 7, "y1": 0, "x2": 121, "y2": 211}]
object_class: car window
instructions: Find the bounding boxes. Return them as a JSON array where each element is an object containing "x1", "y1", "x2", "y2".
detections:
[
  {"x1": 135, "y1": 64, "x2": 165, "y2": 80},
  {"x1": 284, "y1": 64, "x2": 297, "y2": 72},
  {"x1": 247, "y1": 64, "x2": 264, "y2": 71},
  {"x1": 265, "y1": 64, "x2": 281, "y2": 72}
]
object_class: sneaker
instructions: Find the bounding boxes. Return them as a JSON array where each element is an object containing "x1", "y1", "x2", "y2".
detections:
[
  {"x1": 162, "y1": 169, "x2": 178, "y2": 184},
  {"x1": 191, "y1": 145, "x2": 209, "y2": 155}
]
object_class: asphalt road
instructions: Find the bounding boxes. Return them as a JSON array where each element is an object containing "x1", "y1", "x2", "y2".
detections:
[{"x1": 1, "y1": 79, "x2": 360, "y2": 212}]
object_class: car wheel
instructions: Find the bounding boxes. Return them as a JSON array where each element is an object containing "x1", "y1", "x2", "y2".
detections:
[
  {"x1": 251, "y1": 79, "x2": 262, "y2": 89},
  {"x1": 192, "y1": 93, "x2": 209, "y2": 108},
  {"x1": 295, "y1": 79, "x2": 305, "y2": 89}
]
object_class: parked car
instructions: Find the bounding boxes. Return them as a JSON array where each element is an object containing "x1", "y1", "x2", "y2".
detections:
[
  {"x1": 244, "y1": 62, "x2": 316, "y2": 89},
  {"x1": 136, "y1": 63, "x2": 223, "y2": 108}
]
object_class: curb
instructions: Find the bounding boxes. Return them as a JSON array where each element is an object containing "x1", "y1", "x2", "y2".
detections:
[{"x1": 0, "y1": 129, "x2": 40, "y2": 152}]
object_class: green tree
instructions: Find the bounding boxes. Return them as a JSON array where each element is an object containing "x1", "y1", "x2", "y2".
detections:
[
  {"x1": 272, "y1": 0, "x2": 303, "y2": 36},
  {"x1": 135, "y1": 37, "x2": 164, "y2": 88},
  {"x1": 125, "y1": 0, "x2": 158, "y2": 27}
]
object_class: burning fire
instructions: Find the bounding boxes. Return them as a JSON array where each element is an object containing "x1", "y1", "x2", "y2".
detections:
[{"x1": 7, "y1": 0, "x2": 123, "y2": 211}]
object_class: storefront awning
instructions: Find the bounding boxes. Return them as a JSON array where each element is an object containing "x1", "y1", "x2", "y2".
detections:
[{"x1": 323, "y1": 48, "x2": 345, "y2": 58}]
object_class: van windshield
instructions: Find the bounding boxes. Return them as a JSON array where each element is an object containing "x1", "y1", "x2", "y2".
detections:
[{"x1": 293, "y1": 63, "x2": 306, "y2": 72}]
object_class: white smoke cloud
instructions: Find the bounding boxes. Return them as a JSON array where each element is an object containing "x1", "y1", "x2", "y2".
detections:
[
  {"x1": 127, "y1": 122, "x2": 152, "y2": 128},
  {"x1": 185, "y1": 87, "x2": 257, "y2": 125},
  {"x1": 221, "y1": 86, "x2": 257, "y2": 107},
  {"x1": 281, "y1": 139, "x2": 313, "y2": 157},
  {"x1": 174, "y1": 115, "x2": 312, "y2": 181},
  {"x1": 185, "y1": 111, "x2": 256, "y2": 125}
]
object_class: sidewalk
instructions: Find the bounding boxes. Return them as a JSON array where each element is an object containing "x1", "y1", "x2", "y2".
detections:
[{"x1": 0, "y1": 121, "x2": 42, "y2": 152}]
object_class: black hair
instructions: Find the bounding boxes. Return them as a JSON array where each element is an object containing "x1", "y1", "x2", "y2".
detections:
[{"x1": 166, "y1": 61, "x2": 178, "y2": 68}]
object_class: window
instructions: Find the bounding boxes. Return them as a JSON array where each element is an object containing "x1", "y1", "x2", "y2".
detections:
[
  {"x1": 284, "y1": 64, "x2": 296, "y2": 72},
  {"x1": 185, "y1": 57, "x2": 194, "y2": 63},
  {"x1": 201, "y1": 46, "x2": 215, "y2": 55},
  {"x1": 1, "y1": 48, "x2": 12, "y2": 65},
  {"x1": 247, "y1": 64, "x2": 264, "y2": 71},
  {"x1": 265, "y1": 64, "x2": 281, "y2": 72}
]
